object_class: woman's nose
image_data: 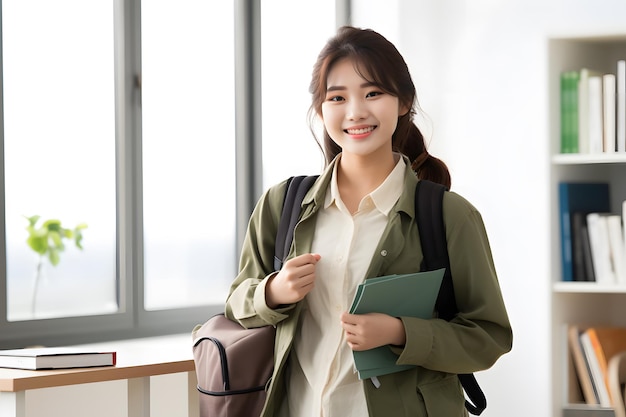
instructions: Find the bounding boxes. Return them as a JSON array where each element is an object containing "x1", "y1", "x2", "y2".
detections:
[{"x1": 346, "y1": 99, "x2": 367, "y2": 120}]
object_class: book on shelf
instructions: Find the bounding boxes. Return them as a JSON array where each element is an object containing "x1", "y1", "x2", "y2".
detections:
[
  {"x1": 0, "y1": 347, "x2": 117, "y2": 370},
  {"x1": 579, "y1": 216, "x2": 596, "y2": 282},
  {"x1": 568, "y1": 325, "x2": 599, "y2": 405},
  {"x1": 579, "y1": 68, "x2": 604, "y2": 154},
  {"x1": 586, "y1": 213, "x2": 616, "y2": 285},
  {"x1": 585, "y1": 211, "x2": 626, "y2": 286},
  {"x1": 558, "y1": 182, "x2": 610, "y2": 282},
  {"x1": 579, "y1": 326, "x2": 626, "y2": 408},
  {"x1": 607, "y1": 214, "x2": 626, "y2": 285},
  {"x1": 572, "y1": 212, "x2": 595, "y2": 282},
  {"x1": 561, "y1": 70, "x2": 581, "y2": 154},
  {"x1": 588, "y1": 75, "x2": 604, "y2": 154},
  {"x1": 603, "y1": 73, "x2": 617, "y2": 153},
  {"x1": 622, "y1": 200, "x2": 626, "y2": 246},
  {"x1": 559, "y1": 59, "x2": 626, "y2": 155},
  {"x1": 580, "y1": 330, "x2": 612, "y2": 407},
  {"x1": 617, "y1": 60, "x2": 626, "y2": 153}
]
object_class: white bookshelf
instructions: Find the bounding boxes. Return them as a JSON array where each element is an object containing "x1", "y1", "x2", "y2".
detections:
[
  {"x1": 553, "y1": 282, "x2": 626, "y2": 294},
  {"x1": 549, "y1": 35, "x2": 626, "y2": 416},
  {"x1": 552, "y1": 154, "x2": 626, "y2": 165}
]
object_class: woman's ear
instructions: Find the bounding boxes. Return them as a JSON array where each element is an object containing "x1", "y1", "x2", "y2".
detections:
[{"x1": 399, "y1": 102, "x2": 410, "y2": 117}]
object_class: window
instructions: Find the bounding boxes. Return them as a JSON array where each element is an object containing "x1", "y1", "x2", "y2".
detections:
[
  {"x1": 141, "y1": 0, "x2": 236, "y2": 311},
  {"x1": 3, "y1": 0, "x2": 117, "y2": 321}
]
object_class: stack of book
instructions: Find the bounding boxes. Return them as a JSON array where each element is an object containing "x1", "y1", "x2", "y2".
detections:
[
  {"x1": 558, "y1": 182, "x2": 626, "y2": 284},
  {"x1": 560, "y1": 60, "x2": 626, "y2": 154},
  {"x1": 569, "y1": 325, "x2": 626, "y2": 408}
]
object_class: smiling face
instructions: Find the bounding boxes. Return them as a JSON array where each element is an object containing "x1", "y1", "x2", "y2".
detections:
[{"x1": 320, "y1": 58, "x2": 407, "y2": 163}]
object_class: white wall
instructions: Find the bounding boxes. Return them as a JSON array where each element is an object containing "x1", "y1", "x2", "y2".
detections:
[
  {"x1": 402, "y1": 3, "x2": 551, "y2": 416},
  {"x1": 354, "y1": 1, "x2": 626, "y2": 416}
]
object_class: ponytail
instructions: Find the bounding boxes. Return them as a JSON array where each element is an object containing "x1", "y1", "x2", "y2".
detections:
[
  {"x1": 411, "y1": 150, "x2": 451, "y2": 190},
  {"x1": 395, "y1": 115, "x2": 452, "y2": 189}
]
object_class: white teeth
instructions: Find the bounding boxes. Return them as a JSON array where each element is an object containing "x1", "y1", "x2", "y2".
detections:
[{"x1": 346, "y1": 126, "x2": 374, "y2": 135}]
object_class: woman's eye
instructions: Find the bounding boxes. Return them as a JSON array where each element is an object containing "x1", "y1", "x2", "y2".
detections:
[
  {"x1": 327, "y1": 95, "x2": 344, "y2": 102},
  {"x1": 366, "y1": 91, "x2": 383, "y2": 98}
]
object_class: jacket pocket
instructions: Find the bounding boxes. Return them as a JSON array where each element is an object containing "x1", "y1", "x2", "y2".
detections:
[{"x1": 418, "y1": 374, "x2": 467, "y2": 417}]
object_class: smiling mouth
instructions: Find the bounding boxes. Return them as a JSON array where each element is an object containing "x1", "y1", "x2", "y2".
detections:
[{"x1": 345, "y1": 126, "x2": 376, "y2": 135}]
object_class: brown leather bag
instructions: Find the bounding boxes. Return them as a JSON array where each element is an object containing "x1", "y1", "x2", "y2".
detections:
[{"x1": 192, "y1": 314, "x2": 275, "y2": 417}]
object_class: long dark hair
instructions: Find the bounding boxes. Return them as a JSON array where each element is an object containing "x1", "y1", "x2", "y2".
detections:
[{"x1": 308, "y1": 26, "x2": 451, "y2": 189}]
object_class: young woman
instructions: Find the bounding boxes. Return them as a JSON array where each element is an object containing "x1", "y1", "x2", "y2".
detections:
[{"x1": 225, "y1": 26, "x2": 512, "y2": 417}]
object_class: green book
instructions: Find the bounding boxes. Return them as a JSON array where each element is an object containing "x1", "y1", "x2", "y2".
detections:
[
  {"x1": 349, "y1": 268, "x2": 445, "y2": 379},
  {"x1": 560, "y1": 71, "x2": 570, "y2": 153},
  {"x1": 560, "y1": 70, "x2": 581, "y2": 154},
  {"x1": 570, "y1": 70, "x2": 580, "y2": 153}
]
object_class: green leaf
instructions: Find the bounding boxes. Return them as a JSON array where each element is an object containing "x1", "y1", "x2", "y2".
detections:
[
  {"x1": 49, "y1": 230, "x2": 63, "y2": 248},
  {"x1": 43, "y1": 219, "x2": 62, "y2": 232},
  {"x1": 74, "y1": 229, "x2": 85, "y2": 250},
  {"x1": 24, "y1": 216, "x2": 87, "y2": 268},
  {"x1": 48, "y1": 248, "x2": 60, "y2": 266},
  {"x1": 25, "y1": 215, "x2": 40, "y2": 227},
  {"x1": 27, "y1": 235, "x2": 48, "y2": 255}
]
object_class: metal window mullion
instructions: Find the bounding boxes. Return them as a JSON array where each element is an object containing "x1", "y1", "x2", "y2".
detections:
[
  {"x1": 336, "y1": 0, "x2": 351, "y2": 28},
  {"x1": 114, "y1": 0, "x2": 143, "y2": 319},
  {"x1": 234, "y1": 0, "x2": 262, "y2": 258},
  {"x1": 0, "y1": 1, "x2": 8, "y2": 327}
]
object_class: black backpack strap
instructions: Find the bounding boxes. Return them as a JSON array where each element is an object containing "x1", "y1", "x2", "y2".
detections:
[
  {"x1": 458, "y1": 374, "x2": 487, "y2": 416},
  {"x1": 273, "y1": 175, "x2": 319, "y2": 271},
  {"x1": 415, "y1": 179, "x2": 487, "y2": 416},
  {"x1": 416, "y1": 180, "x2": 455, "y2": 319}
]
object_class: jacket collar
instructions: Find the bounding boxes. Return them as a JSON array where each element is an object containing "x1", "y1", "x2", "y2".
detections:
[{"x1": 303, "y1": 153, "x2": 419, "y2": 220}]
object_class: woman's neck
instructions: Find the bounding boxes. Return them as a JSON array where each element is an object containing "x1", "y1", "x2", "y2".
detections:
[{"x1": 336, "y1": 152, "x2": 398, "y2": 213}]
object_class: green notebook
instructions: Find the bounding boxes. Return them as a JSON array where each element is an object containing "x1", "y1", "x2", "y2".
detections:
[{"x1": 349, "y1": 268, "x2": 445, "y2": 380}]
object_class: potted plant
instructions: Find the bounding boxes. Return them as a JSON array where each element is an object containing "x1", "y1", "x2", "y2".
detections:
[{"x1": 24, "y1": 215, "x2": 87, "y2": 316}]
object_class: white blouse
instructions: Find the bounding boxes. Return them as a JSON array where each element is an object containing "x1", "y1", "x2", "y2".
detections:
[{"x1": 287, "y1": 155, "x2": 405, "y2": 417}]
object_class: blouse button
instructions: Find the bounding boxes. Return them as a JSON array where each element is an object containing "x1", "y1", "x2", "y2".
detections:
[{"x1": 380, "y1": 250, "x2": 388, "y2": 257}]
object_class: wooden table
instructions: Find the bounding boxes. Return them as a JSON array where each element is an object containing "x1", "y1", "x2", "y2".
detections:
[{"x1": 0, "y1": 335, "x2": 199, "y2": 417}]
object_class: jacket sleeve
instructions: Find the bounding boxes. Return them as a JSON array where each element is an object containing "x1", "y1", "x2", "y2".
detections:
[
  {"x1": 395, "y1": 191, "x2": 513, "y2": 374},
  {"x1": 224, "y1": 179, "x2": 296, "y2": 328}
]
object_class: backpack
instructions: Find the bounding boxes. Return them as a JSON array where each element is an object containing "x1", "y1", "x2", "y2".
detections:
[
  {"x1": 190, "y1": 176, "x2": 316, "y2": 417},
  {"x1": 276, "y1": 176, "x2": 487, "y2": 416},
  {"x1": 192, "y1": 313, "x2": 275, "y2": 417}
]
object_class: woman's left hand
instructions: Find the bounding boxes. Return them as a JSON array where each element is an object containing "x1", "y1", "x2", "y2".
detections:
[{"x1": 340, "y1": 312, "x2": 406, "y2": 351}]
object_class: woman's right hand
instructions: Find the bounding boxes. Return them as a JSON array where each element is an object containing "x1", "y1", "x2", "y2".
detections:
[{"x1": 265, "y1": 253, "x2": 321, "y2": 308}]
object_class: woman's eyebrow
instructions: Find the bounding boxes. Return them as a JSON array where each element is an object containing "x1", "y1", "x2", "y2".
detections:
[
  {"x1": 326, "y1": 85, "x2": 345, "y2": 92},
  {"x1": 326, "y1": 82, "x2": 376, "y2": 92}
]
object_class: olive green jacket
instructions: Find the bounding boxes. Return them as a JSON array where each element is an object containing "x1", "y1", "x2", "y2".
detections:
[{"x1": 225, "y1": 156, "x2": 513, "y2": 417}]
